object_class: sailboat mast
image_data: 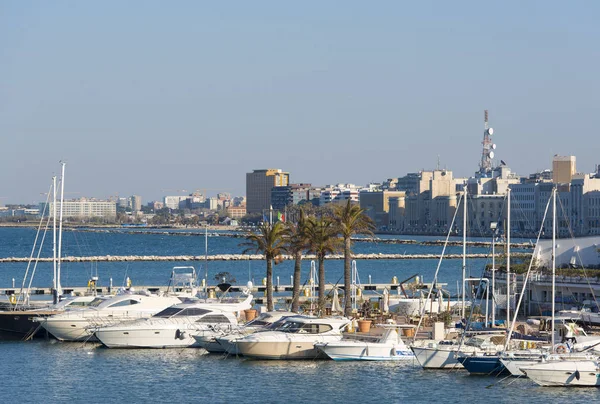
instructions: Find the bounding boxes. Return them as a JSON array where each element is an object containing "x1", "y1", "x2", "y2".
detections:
[
  {"x1": 552, "y1": 187, "x2": 556, "y2": 348},
  {"x1": 52, "y1": 175, "x2": 58, "y2": 304},
  {"x1": 462, "y1": 185, "x2": 467, "y2": 319},
  {"x1": 506, "y1": 188, "x2": 511, "y2": 330},
  {"x1": 205, "y1": 225, "x2": 208, "y2": 295},
  {"x1": 56, "y1": 162, "x2": 66, "y2": 299}
]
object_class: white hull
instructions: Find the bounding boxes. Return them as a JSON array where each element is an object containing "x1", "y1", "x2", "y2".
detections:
[
  {"x1": 42, "y1": 318, "x2": 97, "y2": 342},
  {"x1": 499, "y1": 357, "x2": 541, "y2": 377},
  {"x1": 95, "y1": 326, "x2": 206, "y2": 349},
  {"x1": 316, "y1": 341, "x2": 414, "y2": 361},
  {"x1": 521, "y1": 360, "x2": 600, "y2": 386},
  {"x1": 236, "y1": 340, "x2": 329, "y2": 360},
  {"x1": 410, "y1": 346, "x2": 463, "y2": 369}
]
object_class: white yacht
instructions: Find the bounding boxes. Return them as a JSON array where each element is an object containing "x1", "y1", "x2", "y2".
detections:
[
  {"x1": 235, "y1": 316, "x2": 351, "y2": 360},
  {"x1": 36, "y1": 292, "x2": 185, "y2": 341},
  {"x1": 94, "y1": 294, "x2": 252, "y2": 348},
  {"x1": 315, "y1": 324, "x2": 414, "y2": 361},
  {"x1": 521, "y1": 358, "x2": 600, "y2": 386},
  {"x1": 195, "y1": 311, "x2": 296, "y2": 354}
]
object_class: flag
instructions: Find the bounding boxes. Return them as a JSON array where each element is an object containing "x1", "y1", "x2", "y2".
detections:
[
  {"x1": 262, "y1": 213, "x2": 269, "y2": 223},
  {"x1": 277, "y1": 211, "x2": 285, "y2": 222}
]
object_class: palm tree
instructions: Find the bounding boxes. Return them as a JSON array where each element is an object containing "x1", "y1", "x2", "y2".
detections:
[
  {"x1": 333, "y1": 200, "x2": 375, "y2": 317},
  {"x1": 305, "y1": 215, "x2": 339, "y2": 315},
  {"x1": 240, "y1": 221, "x2": 286, "y2": 311},
  {"x1": 282, "y1": 209, "x2": 309, "y2": 312}
]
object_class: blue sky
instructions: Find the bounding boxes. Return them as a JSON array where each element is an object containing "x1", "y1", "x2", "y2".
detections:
[{"x1": 1, "y1": 1, "x2": 599, "y2": 204}]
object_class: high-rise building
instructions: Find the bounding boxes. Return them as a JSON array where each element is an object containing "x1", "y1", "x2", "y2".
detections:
[
  {"x1": 246, "y1": 169, "x2": 290, "y2": 214},
  {"x1": 131, "y1": 195, "x2": 142, "y2": 212},
  {"x1": 271, "y1": 183, "x2": 314, "y2": 211},
  {"x1": 552, "y1": 155, "x2": 576, "y2": 184}
]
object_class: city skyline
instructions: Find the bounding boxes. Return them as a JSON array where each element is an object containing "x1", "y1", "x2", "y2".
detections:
[{"x1": 2, "y1": 2, "x2": 599, "y2": 204}]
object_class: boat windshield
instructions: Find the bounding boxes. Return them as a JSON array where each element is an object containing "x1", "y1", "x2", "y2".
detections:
[
  {"x1": 154, "y1": 307, "x2": 184, "y2": 318},
  {"x1": 465, "y1": 335, "x2": 504, "y2": 348},
  {"x1": 88, "y1": 298, "x2": 105, "y2": 307},
  {"x1": 279, "y1": 322, "x2": 332, "y2": 334},
  {"x1": 246, "y1": 319, "x2": 269, "y2": 327}
]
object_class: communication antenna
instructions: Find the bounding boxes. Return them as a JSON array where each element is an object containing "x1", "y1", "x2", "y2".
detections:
[{"x1": 479, "y1": 109, "x2": 496, "y2": 176}]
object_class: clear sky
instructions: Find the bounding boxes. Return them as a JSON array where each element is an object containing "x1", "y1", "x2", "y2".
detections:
[{"x1": 2, "y1": 1, "x2": 599, "y2": 204}]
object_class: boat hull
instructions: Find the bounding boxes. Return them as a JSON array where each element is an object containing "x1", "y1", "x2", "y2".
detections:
[
  {"x1": 458, "y1": 355, "x2": 508, "y2": 376},
  {"x1": 95, "y1": 327, "x2": 200, "y2": 349},
  {"x1": 40, "y1": 318, "x2": 97, "y2": 341},
  {"x1": 410, "y1": 346, "x2": 463, "y2": 369},
  {"x1": 316, "y1": 342, "x2": 414, "y2": 361},
  {"x1": 0, "y1": 311, "x2": 54, "y2": 340},
  {"x1": 499, "y1": 357, "x2": 542, "y2": 377},
  {"x1": 521, "y1": 361, "x2": 600, "y2": 387},
  {"x1": 236, "y1": 340, "x2": 327, "y2": 360}
]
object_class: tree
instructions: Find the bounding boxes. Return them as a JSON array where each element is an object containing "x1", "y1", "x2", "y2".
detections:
[
  {"x1": 305, "y1": 214, "x2": 339, "y2": 315},
  {"x1": 282, "y1": 208, "x2": 309, "y2": 312},
  {"x1": 240, "y1": 222, "x2": 286, "y2": 311},
  {"x1": 333, "y1": 200, "x2": 375, "y2": 317}
]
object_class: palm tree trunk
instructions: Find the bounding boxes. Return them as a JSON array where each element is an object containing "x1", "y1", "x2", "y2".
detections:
[
  {"x1": 343, "y1": 237, "x2": 352, "y2": 317},
  {"x1": 291, "y1": 251, "x2": 302, "y2": 312},
  {"x1": 266, "y1": 257, "x2": 274, "y2": 311},
  {"x1": 318, "y1": 255, "x2": 326, "y2": 316}
]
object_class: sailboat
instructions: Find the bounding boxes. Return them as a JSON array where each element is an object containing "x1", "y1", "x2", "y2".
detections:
[
  {"x1": 0, "y1": 162, "x2": 85, "y2": 339},
  {"x1": 411, "y1": 186, "x2": 503, "y2": 369},
  {"x1": 517, "y1": 188, "x2": 600, "y2": 386}
]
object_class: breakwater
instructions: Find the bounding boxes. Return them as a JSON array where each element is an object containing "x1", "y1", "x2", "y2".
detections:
[
  {"x1": 0, "y1": 252, "x2": 532, "y2": 263},
  {"x1": 67, "y1": 228, "x2": 534, "y2": 249}
]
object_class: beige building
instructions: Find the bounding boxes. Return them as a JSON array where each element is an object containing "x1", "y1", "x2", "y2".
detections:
[
  {"x1": 43, "y1": 199, "x2": 117, "y2": 219},
  {"x1": 246, "y1": 169, "x2": 290, "y2": 214},
  {"x1": 227, "y1": 204, "x2": 247, "y2": 219},
  {"x1": 553, "y1": 155, "x2": 576, "y2": 184},
  {"x1": 359, "y1": 190, "x2": 405, "y2": 229}
]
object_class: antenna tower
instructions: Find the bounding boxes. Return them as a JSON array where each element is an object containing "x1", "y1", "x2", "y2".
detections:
[{"x1": 479, "y1": 110, "x2": 496, "y2": 176}]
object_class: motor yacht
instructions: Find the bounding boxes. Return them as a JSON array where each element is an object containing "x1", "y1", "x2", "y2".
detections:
[
  {"x1": 235, "y1": 316, "x2": 351, "y2": 360},
  {"x1": 35, "y1": 292, "x2": 185, "y2": 341},
  {"x1": 94, "y1": 301, "x2": 251, "y2": 349},
  {"x1": 195, "y1": 311, "x2": 296, "y2": 354},
  {"x1": 315, "y1": 323, "x2": 414, "y2": 361}
]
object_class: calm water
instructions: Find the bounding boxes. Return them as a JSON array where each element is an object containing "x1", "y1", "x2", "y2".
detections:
[
  {"x1": 0, "y1": 227, "x2": 529, "y2": 296},
  {"x1": 1, "y1": 227, "x2": 599, "y2": 402},
  {"x1": 1, "y1": 340, "x2": 599, "y2": 403}
]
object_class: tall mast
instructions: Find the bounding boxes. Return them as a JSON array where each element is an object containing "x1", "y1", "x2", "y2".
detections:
[
  {"x1": 506, "y1": 187, "x2": 511, "y2": 330},
  {"x1": 551, "y1": 187, "x2": 556, "y2": 348},
  {"x1": 205, "y1": 224, "x2": 208, "y2": 295},
  {"x1": 56, "y1": 161, "x2": 66, "y2": 299},
  {"x1": 462, "y1": 184, "x2": 467, "y2": 319},
  {"x1": 52, "y1": 175, "x2": 58, "y2": 304}
]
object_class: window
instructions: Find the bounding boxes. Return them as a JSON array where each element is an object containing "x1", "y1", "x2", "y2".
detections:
[
  {"x1": 109, "y1": 299, "x2": 140, "y2": 308},
  {"x1": 88, "y1": 298, "x2": 105, "y2": 307},
  {"x1": 178, "y1": 308, "x2": 211, "y2": 317},
  {"x1": 154, "y1": 307, "x2": 183, "y2": 318},
  {"x1": 196, "y1": 314, "x2": 232, "y2": 324}
]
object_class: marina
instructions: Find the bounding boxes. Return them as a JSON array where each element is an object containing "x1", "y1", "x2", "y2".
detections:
[{"x1": 2, "y1": 223, "x2": 600, "y2": 402}]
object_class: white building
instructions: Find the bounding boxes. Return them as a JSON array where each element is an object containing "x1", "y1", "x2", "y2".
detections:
[
  {"x1": 41, "y1": 199, "x2": 117, "y2": 219},
  {"x1": 163, "y1": 196, "x2": 188, "y2": 210}
]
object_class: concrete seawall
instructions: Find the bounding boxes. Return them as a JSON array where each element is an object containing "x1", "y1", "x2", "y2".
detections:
[{"x1": 0, "y1": 252, "x2": 531, "y2": 263}]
